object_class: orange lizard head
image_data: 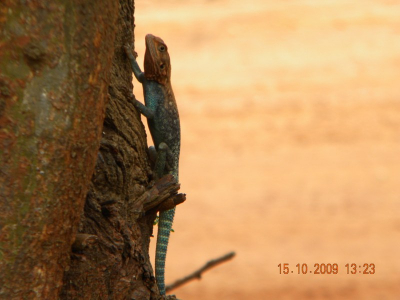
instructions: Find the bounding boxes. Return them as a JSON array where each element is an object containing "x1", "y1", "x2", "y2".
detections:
[{"x1": 144, "y1": 34, "x2": 171, "y2": 85}]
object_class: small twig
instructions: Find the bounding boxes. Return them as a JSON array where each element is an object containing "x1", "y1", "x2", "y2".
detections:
[{"x1": 166, "y1": 251, "x2": 236, "y2": 292}]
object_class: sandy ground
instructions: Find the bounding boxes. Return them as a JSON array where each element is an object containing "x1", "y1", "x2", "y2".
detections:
[{"x1": 133, "y1": 0, "x2": 400, "y2": 299}]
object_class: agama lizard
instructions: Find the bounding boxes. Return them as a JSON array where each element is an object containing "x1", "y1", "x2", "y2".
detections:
[{"x1": 125, "y1": 34, "x2": 180, "y2": 295}]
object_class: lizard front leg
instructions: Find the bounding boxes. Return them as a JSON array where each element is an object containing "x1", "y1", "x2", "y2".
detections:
[
  {"x1": 124, "y1": 44, "x2": 145, "y2": 83},
  {"x1": 125, "y1": 44, "x2": 156, "y2": 119}
]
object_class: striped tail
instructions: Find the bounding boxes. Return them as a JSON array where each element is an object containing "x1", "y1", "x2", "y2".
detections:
[{"x1": 155, "y1": 207, "x2": 176, "y2": 295}]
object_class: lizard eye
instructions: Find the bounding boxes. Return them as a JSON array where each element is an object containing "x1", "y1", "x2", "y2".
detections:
[
  {"x1": 158, "y1": 45, "x2": 166, "y2": 52},
  {"x1": 159, "y1": 63, "x2": 165, "y2": 70}
]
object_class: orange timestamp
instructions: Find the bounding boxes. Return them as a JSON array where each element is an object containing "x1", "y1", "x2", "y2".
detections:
[{"x1": 278, "y1": 263, "x2": 375, "y2": 275}]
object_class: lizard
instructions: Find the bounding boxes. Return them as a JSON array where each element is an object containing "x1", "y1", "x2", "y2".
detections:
[{"x1": 125, "y1": 34, "x2": 180, "y2": 296}]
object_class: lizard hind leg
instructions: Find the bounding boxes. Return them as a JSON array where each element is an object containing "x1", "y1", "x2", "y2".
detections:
[
  {"x1": 152, "y1": 142, "x2": 174, "y2": 179},
  {"x1": 148, "y1": 145, "x2": 157, "y2": 167},
  {"x1": 153, "y1": 142, "x2": 168, "y2": 179}
]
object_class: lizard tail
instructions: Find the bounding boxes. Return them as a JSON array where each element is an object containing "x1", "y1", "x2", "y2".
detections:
[{"x1": 155, "y1": 207, "x2": 176, "y2": 295}]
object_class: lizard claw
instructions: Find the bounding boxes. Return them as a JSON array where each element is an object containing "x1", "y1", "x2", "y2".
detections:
[
  {"x1": 124, "y1": 44, "x2": 138, "y2": 59},
  {"x1": 124, "y1": 44, "x2": 131, "y2": 54}
]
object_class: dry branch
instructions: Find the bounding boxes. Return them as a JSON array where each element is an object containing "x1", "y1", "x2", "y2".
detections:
[{"x1": 166, "y1": 251, "x2": 236, "y2": 292}]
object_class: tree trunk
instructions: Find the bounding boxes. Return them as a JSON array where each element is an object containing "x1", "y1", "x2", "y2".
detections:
[{"x1": 0, "y1": 1, "x2": 169, "y2": 299}]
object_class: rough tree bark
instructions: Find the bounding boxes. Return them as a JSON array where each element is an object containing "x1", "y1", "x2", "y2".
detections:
[{"x1": 0, "y1": 1, "x2": 175, "y2": 299}]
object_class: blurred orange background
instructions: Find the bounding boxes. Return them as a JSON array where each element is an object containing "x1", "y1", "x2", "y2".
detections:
[{"x1": 133, "y1": 0, "x2": 400, "y2": 299}]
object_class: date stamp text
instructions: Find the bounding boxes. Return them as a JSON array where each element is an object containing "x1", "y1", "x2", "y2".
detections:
[{"x1": 278, "y1": 263, "x2": 375, "y2": 275}]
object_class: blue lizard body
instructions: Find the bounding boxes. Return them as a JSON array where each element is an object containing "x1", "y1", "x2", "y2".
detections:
[{"x1": 125, "y1": 34, "x2": 180, "y2": 295}]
